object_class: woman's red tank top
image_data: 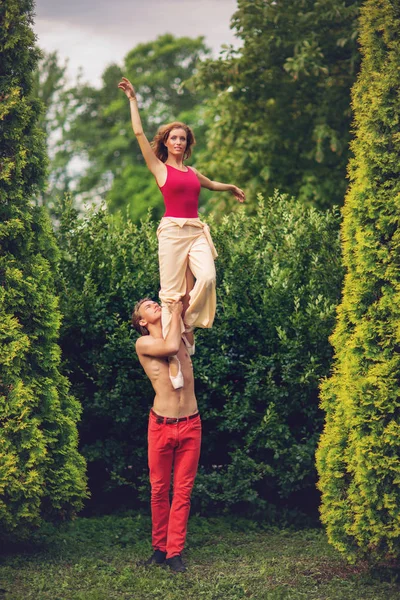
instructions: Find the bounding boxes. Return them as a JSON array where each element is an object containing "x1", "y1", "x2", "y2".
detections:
[{"x1": 159, "y1": 164, "x2": 201, "y2": 218}]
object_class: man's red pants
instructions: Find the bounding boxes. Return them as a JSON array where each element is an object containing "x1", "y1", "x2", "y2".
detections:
[{"x1": 148, "y1": 409, "x2": 201, "y2": 559}]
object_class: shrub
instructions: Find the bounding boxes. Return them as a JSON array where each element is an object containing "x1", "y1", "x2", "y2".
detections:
[
  {"x1": 316, "y1": 0, "x2": 400, "y2": 562},
  {"x1": 193, "y1": 193, "x2": 343, "y2": 513},
  {"x1": 57, "y1": 191, "x2": 342, "y2": 514},
  {"x1": 0, "y1": 0, "x2": 88, "y2": 536}
]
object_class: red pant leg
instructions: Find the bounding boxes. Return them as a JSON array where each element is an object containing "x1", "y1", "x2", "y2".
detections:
[
  {"x1": 148, "y1": 414, "x2": 175, "y2": 552},
  {"x1": 166, "y1": 416, "x2": 201, "y2": 558}
]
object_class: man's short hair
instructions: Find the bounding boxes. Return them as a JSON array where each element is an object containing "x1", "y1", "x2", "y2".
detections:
[{"x1": 131, "y1": 297, "x2": 152, "y2": 335}]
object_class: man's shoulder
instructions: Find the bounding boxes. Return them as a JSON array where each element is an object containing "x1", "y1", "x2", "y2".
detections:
[
  {"x1": 136, "y1": 333, "x2": 164, "y2": 355},
  {"x1": 135, "y1": 335, "x2": 153, "y2": 352}
]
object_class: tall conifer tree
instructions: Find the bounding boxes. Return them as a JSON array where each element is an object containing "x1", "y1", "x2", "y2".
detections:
[
  {"x1": 316, "y1": 0, "x2": 400, "y2": 561},
  {"x1": 0, "y1": 0, "x2": 87, "y2": 534}
]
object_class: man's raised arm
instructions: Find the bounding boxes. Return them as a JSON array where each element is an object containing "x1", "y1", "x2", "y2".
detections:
[{"x1": 136, "y1": 301, "x2": 183, "y2": 358}]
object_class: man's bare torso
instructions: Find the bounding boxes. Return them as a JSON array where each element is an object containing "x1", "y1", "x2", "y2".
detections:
[{"x1": 137, "y1": 337, "x2": 198, "y2": 418}]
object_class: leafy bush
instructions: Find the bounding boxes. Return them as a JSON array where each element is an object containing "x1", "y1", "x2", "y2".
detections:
[
  {"x1": 316, "y1": 0, "x2": 400, "y2": 562},
  {"x1": 193, "y1": 193, "x2": 343, "y2": 513},
  {"x1": 0, "y1": 0, "x2": 87, "y2": 537},
  {"x1": 57, "y1": 192, "x2": 342, "y2": 514}
]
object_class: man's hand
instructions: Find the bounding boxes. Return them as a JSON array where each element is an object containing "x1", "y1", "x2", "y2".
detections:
[{"x1": 169, "y1": 300, "x2": 183, "y2": 316}]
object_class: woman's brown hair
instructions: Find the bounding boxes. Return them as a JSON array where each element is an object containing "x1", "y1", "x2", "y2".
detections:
[{"x1": 151, "y1": 122, "x2": 196, "y2": 163}]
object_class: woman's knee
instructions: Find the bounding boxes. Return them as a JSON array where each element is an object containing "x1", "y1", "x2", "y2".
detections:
[{"x1": 198, "y1": 272, "x2": 216, "y2": 288}]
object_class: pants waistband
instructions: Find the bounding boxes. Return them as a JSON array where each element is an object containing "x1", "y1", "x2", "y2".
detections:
[
  {"x1": 157, "y1": 217, "x2": 218, "y2": 259},
  {"x1": 150, "y1": 408, "x2": 200, "y2": 425}
]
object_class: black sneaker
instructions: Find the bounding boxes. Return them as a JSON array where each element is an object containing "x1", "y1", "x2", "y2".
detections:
[
  {"x1": 139, "y1": 549, "x2": 166, "y2": 567},
  {"x1": 166, "y1": 554, "x2": 187, "y2": 573}
]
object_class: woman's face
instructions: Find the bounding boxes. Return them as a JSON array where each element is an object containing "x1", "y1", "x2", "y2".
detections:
[{"x1": 165, "y1": 128, "x2": 187, "y2": 157}]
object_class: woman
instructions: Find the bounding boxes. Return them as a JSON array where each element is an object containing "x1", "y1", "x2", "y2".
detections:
[{"x1": 118, "y1": 77, "x2": 245, "y2": 388}]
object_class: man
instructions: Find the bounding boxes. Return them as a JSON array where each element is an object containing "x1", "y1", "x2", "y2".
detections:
[{"x1": 132, "y1": 298, "x2": 201, "y2": 573}]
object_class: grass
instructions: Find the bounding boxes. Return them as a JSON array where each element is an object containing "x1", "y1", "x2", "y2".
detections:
[{"x1": 0, "y1": 514, "x2": 399, "y2": 600}]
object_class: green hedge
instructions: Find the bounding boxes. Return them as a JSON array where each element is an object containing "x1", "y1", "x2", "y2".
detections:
[
  {"x1": 57, "y1": 192, "x2": 342, "y2": 514},
  {"x1": 0, "y1": 0, "x2": 88, "y2": 537},
  {"x1": 316, "y1": 0, "x2": 400, "y2": 562}
]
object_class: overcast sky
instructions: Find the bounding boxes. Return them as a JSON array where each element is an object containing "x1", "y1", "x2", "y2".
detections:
[{"x1": 34, "y1": 0, "x2": 239, "y2": 86}]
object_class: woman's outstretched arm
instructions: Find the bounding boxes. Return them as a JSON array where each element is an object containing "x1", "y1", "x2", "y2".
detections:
[
  {"x1": 118, "y1": 77, "x2": 165, "y2": 180},
  {"x1": 190, "y1": 167, "x2": 245, "y2": 203}
]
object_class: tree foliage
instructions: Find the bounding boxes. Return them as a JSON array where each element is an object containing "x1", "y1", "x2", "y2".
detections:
[
  {"x1": 52, "y1": 35, "x2": 211, "y2": 221},
  {"x1": 0, "y1": 0, "x2": 87, "y2": 536},
  {"x1": 316, "y1": 0, "x2": 400, "y2": 562},
  {"x1": 56, "y1": 193, "x2": 342, "y2": 514},
  {"x1": 31, "y1": 51, "x2": 85, "y2": 213},
  {"x1": 192, "y1": 0, "x2": 362, "y2": 213}
]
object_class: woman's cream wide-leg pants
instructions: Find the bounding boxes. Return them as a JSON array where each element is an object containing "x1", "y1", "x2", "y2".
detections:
[{"x1": 157, "y1": 217, "x2": 218, "y2": 337}]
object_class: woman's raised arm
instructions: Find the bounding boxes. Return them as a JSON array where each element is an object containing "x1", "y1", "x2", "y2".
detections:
[{"x1": 118, "y1": 77, "x2": 165, "y2": 180}]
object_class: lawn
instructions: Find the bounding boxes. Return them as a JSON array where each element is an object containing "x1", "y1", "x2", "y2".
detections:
[{"x1": 0, "y1": 514, "x2": 399, "y2": 600}]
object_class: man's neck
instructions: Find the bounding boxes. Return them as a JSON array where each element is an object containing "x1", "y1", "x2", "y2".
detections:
[{"x1": 148, "y1": 322, "x2": 163, "y2": 338}]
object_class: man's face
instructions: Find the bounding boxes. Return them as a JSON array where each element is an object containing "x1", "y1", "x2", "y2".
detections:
[{"x1": 139, "y1": 300, "x2": 161, "y2": 328}]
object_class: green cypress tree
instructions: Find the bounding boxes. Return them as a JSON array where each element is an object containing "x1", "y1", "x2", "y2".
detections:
[
  {"x1": 0, "y1": 0, "x2": 87, "y2": 535},
  {"x1": 316, "y1": 0, "x2": 400, "y2": 562}
]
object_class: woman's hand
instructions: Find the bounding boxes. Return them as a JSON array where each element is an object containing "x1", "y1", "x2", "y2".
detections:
[
  {"x1": 231, "y1": 185, "x2": 245, "y2": 203},
  {"x1": 118, "y1": 77, "x2": 136, "y2": 101}
]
